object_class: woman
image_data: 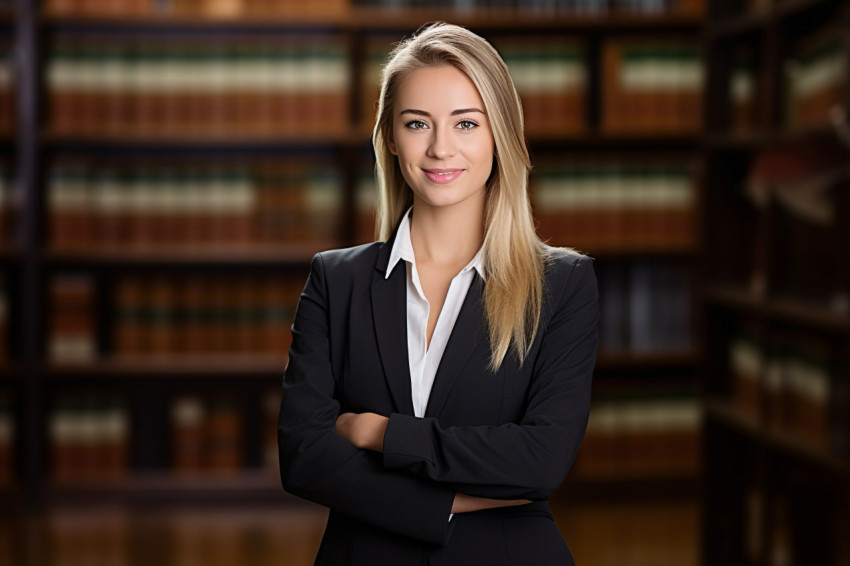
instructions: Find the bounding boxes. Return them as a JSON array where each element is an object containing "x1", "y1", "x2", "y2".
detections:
[{"x1": 278, "y1": 22, "x2": 599, "y2": 566}]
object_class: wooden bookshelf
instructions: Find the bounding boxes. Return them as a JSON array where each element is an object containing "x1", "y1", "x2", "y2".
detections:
[
  {"x1": 8, "y1": 0, "x2": 712, "y2": 508},
  {"x1": 46, "y1": 470, "x2": 292, "y2": 505},
  {"x1": 701, "y1": 0, "x2": 850, "y2": 563},
  {"x1": 46, "y1": 355, "x2": 288, "y2": 378},
  {"x1": 44, "y1": 244, "x2": 333, "y2": 266}
]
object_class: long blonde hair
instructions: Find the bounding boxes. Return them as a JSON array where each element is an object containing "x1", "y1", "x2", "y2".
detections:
[{"x1": 372, "y1": 22, "x2": 547, "y2": 371}]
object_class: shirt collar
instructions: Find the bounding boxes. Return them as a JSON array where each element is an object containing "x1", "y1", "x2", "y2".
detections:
[{"x1": 385, "y1": 207, "x2": 486, "y2": 281}]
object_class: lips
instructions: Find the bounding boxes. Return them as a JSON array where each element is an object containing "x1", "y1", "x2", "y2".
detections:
[{"x1": 423, "y1": 168, "x2": 464, "y2": 184}]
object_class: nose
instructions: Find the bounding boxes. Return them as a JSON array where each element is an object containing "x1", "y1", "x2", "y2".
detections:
[{"x1": 427, "y1": 127, "x2": 455, "y2": 159}]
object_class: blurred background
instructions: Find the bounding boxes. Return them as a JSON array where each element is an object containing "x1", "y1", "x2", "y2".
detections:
[{"x1": 0, "y1": 0, "x2": 848, "y2": 564}]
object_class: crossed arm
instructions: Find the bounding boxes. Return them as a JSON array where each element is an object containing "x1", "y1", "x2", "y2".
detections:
[{"x1": 334, "y1": 412, "x2": 532, "y2": 513}]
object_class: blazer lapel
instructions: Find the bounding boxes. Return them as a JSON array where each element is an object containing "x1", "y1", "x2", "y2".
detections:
[
  {"x1": 425, "y1": 272, "x2": 487, "y2": 418},
  {"x1": 371, "y1": 241, "x2": 415, "y2": 415}
]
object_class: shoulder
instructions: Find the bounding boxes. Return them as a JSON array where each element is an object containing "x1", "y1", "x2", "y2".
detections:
[
  {"x1": 540, "y1": 245, "x2": 598, "y2": 311},
  {"x1": 541, "y1": 245, "x2": 595, "y2": 284},
  {"x1": 311, "y1": 241, "x2": 386, "y2": 284}
]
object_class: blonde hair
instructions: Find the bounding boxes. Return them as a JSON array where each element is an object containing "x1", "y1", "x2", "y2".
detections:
[{"x1": 372, "y1": 22, "x2": 547, "y2": 371}]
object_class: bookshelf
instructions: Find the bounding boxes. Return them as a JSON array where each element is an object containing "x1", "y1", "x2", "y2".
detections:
[
  {"x1": 700, "y1": 0, "x2": 850, "y2": 564},
  {"x1": 10, "y1": 0, "x2": 708, "y2": 507}
]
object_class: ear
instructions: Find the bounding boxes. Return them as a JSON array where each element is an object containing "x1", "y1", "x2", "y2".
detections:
[{"x1": 387, "y1": 134, "x2": 398, "y2": 156}]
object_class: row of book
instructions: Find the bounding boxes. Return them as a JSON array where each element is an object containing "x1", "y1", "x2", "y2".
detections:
[
  {"x1": 46, "y1": 389, "x2": 282, "y2": 481},
  {"x1": 49, "y1": 393, "x2": 129, "y2": 481},
  {"x1": 601, "y1": 40, "x2": 703, "y2": 134},
  {"x1": 47, "y1": 34, "x2": 350, "y2": 137},
  {"x1": 597, "y1": 260, "x2": 693, "y2": 352},
  {"x1": 730, "y1": 328, "x2": 833, "y2": 448},
  {"x1": 574, "y1": 393, "x2": 700, "y2": 477},
  {"x1": 112, "y1": 274, "x2": 301, "y2": 357},
  {"x1": 531, "y1": 158, "x2": 695, "y2": 251},
  {"x1": 50, "y1": 273, "x2": 304, "y2": 362},
  {"x1": 44, "y1": 32, "x2": 702, "y2": 138},
  {"x1": 0, "y1": 393, "x2": 12, "y2": 485},
  {"x1": 785, "y1": 29, "x2": 846, "y2": 130},
  {"x1": 172, "y1": 389, "x2": 280, "y2": 473},
  {"x1": 48, "y1": 158, "x2": 343, "y2": 249}
]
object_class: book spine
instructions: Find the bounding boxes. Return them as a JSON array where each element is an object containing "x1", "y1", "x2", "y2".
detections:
[{"x1": 49, "y1": 274, "x2": 96, "y2": 364}]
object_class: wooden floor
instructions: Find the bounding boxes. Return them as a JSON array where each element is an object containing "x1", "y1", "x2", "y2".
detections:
[{"x1": 3, "y1": 501, "x2": 699, "y2": 566}]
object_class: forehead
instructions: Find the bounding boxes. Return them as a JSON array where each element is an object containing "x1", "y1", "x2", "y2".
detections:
[{"x1": 394, "y1": 65, "x2": 485, "y2": 112}]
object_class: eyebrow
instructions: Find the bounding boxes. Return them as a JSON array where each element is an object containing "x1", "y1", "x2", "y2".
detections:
[{"x1": 399, "y1": 108, "x2": 486, "y2": 117}]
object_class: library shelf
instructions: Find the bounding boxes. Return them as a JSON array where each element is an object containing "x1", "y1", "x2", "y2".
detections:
[
  {"x1": 41, "y1": 129, "x2": 365, "y2": 150},
  {"x1": 46, "y1": 354, "x2": 288, "y2": 378},
  {"x1": 40, "y1": 130, "x2": 701, "y2": 153},
  {"x1": 39, "y1": 9, "x2": 703, "y2": 32},
  {"x1": 704, "y1": 284, "x2": 850, "y2": 334},
  {"x1": 45, "y1": 470, "x2": 292, "y2": 505},
  {"x1": 705, "y1": 399, "x2": 849, "y2": 478},
  {"x1": 530, "y1": 132, "x2": 700, "y2": 150},
  {"x1": 701, "y1": 0, "x2": 850, "y2": 560},
  {"x1": 766, "y1": 295, "x2": 850, "y2": 334},
  {"x1": 43, "y1": 244, "x2": 333, "y2": 267}
]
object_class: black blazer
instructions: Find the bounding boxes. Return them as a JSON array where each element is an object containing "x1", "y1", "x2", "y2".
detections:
[{"x1": 278, "y1": 235, "x2": 600, "y2": 566}]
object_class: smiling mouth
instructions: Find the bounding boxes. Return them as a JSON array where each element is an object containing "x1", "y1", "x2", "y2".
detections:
[{"x1": 423, "y1": 169, "x2": 464, "y2": 183}]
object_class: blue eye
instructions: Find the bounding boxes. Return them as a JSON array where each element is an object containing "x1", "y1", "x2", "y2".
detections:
[
  {"x1": 457, "y1": 120, "x2": 478, "y2": 131},
  {"x1": 404, "y1": 120, "x2": 427, "y2": 130}
]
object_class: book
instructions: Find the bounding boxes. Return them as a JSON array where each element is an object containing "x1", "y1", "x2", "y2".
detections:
[
  {"x1": 602, "y1": 38, "x2": 703, "y2": 135},
  {"x1": 49, "y1": 273, "x2": 96, "y2": 364},
  {"x1": 171, "y1": 394, "x2": 244, "y2": 473},
  {"x1": 49, "y1": 393, "x2": 129, "y2": 481}
]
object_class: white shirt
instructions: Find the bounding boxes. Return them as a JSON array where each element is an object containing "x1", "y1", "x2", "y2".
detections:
[{"x1": 385, "y1": 209, "x2": 485, "y2": 418}]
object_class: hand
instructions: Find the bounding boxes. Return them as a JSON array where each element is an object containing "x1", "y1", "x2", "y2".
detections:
[
  {"x1": 451, "y1": 493, "x2": 532, "y2": 514},
  {"x1": 335, "y1": 412, "x2": 389, "y2": 452}
]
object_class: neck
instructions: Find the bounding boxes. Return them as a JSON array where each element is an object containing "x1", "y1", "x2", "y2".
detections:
[{"x1": 409, "y1": 194, "x2": 485, "y2": 267}]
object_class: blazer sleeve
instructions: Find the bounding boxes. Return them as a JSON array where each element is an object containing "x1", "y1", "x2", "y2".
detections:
[
  {"x1": 278, "y1": 253, "x2": 456, "y2": 545},
  {"x1": 382, "y1": 255, "x2": 599, "y2": 501}
]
